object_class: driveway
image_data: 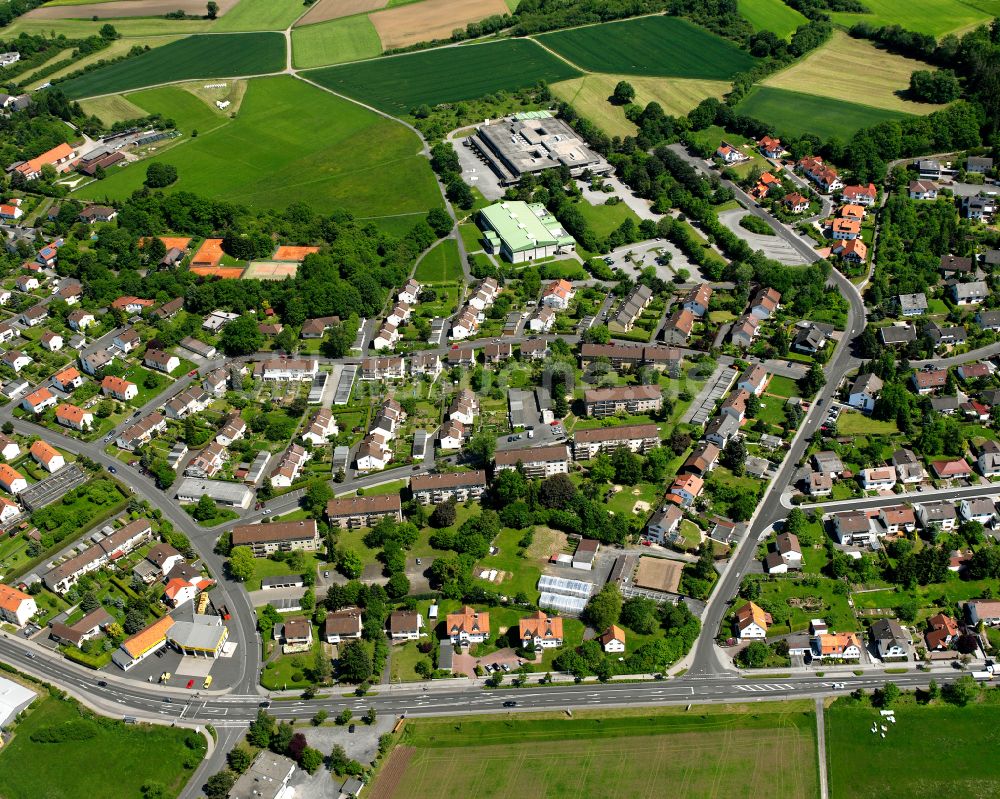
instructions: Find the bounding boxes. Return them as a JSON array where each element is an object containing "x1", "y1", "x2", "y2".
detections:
[{"x1": 718, "y1": 209, "x2": 809, "y2": 266}]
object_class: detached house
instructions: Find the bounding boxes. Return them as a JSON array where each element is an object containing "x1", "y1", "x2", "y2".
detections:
[
  {"x1": 21, "y1": 387, "x2": 56, "y2": 414},
  {"x1": 446, "y1": 606, "x2": 490, "y2": 645},
  {"x1": 55, "y1": 403, "x2": 93, "y2": 431},
  {"x1": 519, "y1": 610, "x2": 564, "y2": 649},
  {"x1": 911, "y1": 368, "x2": 947, "y2": 394},
  {"x1": 734, "y1": 601, "x2": 771, "y2": 639},
  {"x1": 848, "y1": 373, "x2": 883, "y2": 412},
  {"x1": 683, "y1": 283, "x2": 712, "y2": 317},
  {"x1": 541, "y1": 279, "x2": 575, "y2": 309},
  {"x1": 30, "y1": 439, "x2": 64, "y2": 473},
  {"x1": 750, "y1": 287, "x2": 781, "y2": 319},
  {"x1": 144, "y1": 349, "x2": 179, "y2": 374},
  {"x1": 101, "y1": 375, "x2": 137, "y2": 402}
]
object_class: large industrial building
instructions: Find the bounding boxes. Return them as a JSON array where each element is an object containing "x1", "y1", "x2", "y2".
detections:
[
  {"x1": 469, "y1": 111, "x2": 611, "y2": 184},
  {"x1": 479, "y1": 201, "x2": 576, "y2": 263}
]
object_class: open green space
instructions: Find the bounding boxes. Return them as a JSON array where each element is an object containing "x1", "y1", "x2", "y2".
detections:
[
  {"x1": 125, "y1": 85, "x2": 223, "y2": 134},
  {"x1": 836, "y1": 412, "x2": 900, "y2": 436},
  {"x1": 214, "y1": 0, "x2": 309, "y2": 31},
  {"x1": 292, "y1": 15, "x2": 383, "y2": 69},
  {"x1": 827, "y1": 700, "x2": 1000, "y2": 798},
  {"x1": 738, "y1": 0, "x2": 808, "y2": 38},
  {"x1": 0, "y1": 695, "x2": 205, "y2": 799},
  {"x1": 414, "y1": 239, "x2": 463, "y2": 283},
  {"x1": 305, "y1": 39, "x2": 581, "y2": 116},
  {"x1": 573, "y1": 198, "x2": 640, "y2": 239},
  {"x1": 58, "y1": 33, "x2": 286, "y2": 99},
  {"x1": 2, "y1": 17, "x2": 213, "y2": 38},
  {"x1": 247, "y1": 552, "x2": 319, "y2": 591},
  {"x1": 735, "y1": 85, "x2": 910, "y2": 141},
  {"x1": 830, "y1": 0, "x2": 1000, "y2": 36},
  {"x1": 389, "y1": 703, "x2": 818, "y2": 797},
  {"x1": 751, "y1": 575, "x2": 858, "y2": 633},
  {"x1": 536, "y1": 16, "x2": 755, "y2": 80},
  {"x1": 76, "y1": 76, "x2": 442, "y2": 217}
]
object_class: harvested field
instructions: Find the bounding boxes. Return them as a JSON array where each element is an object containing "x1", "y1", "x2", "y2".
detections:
[
  {"x1": 370, "y1": 0, "x2": 509, "y2": 49},
  {"x1": 377, "y1": 706, "x2": 818, "y2": 799},
  {"x1": 762, "y1": 30, "x2": 946, "y2": 114},
  {"x1": 192, "y1": 237, "x2": 224, "y2": 268},
  {"x1": 292, "y1": 15, "x2": 383, "y2": 68},
  {"x1": 272, "y1": 245, "x2": 319, "y2": 260},
  {"x1": 551, "y1": 73, "x2": 728, "y2": 137},
  {"x1": 78, "y1": 94, "x2": 147, "y2": 125},
  {"x1": 59, "y1": 32, "x2": 285, "y2": 98},
  {"x1": 243, "y1": 261, "x2": 298, "y2": 280},
  {"x1": 295, "y1": 0, "x2": 388, "y2": 26},
  {"x1": 29, "y1": 0, "x2": 237, "y2": 18},
  {"x1": 306, "y1": 39, "x2": 580, "y2": 115}
]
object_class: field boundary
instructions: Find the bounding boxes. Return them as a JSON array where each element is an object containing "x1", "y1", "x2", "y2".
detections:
[{"x1": 369, "y1": 745, "x2": 415, "y2": 799}]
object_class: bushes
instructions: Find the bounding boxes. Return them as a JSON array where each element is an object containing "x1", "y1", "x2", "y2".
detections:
[
  {"x1": 739, "y1": 214, "x2": 776, "y2": 236},
  {"x1": 30, "y1": 719, "x2": 98, "y2": 743}
]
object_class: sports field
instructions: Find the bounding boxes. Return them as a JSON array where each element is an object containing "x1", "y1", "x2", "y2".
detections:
[
  {"x1": 763, "y1": 30, "x2": 945, "y2": 114},
  {"x1": 243, "y1": 261, "x2": 298, "y2": 279},
  {"x1": 75, "y1": 76, "x2": 443, "y2": 218},
  {"x1": 292, "y1": 15, "x2": 383, "y2": 68},
  {"x1": 213, "y1": 0, "x2": 309, "y2": 31},
  {"x1": 306, "y1": 39, "x2": 581, "y2": 115},
  {"x1": 370, "y1": 0, "x2": 508, "y2": 49},
  {"x1": 738, "y1": 0, "x2": 807, "y2": 38},
  {"x1": 827, "y1": 702, "x2": 1000, "y2": 798},
  {"x1": 551, "y1": 74, "x2": 728, "y2": 137},
  {"x1": 830, "y1": 0, "x2": 1000, "y2": 36},
  {"x1": 536, "y1": 16, "x2": 756, "y2": 80},
  {"x1": 375, "y1": 704, "x2": 818, "y2": 799},
  {"x1": 414, "y1": 238, "x2": 463, "y2": 282},
  {"x1": 58, "y1": 32, "x2": 285, "y2": 99},
  {"x1": 735, "y1": 86, "x2": 910, "y2": 141},
  {"x1": 273, "y1": 245, "x2": 320, "y2": 260}
]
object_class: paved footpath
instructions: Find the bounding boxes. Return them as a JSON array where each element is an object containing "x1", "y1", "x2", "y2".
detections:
[{"x1": 816, "y1": 697, "x2": 829, "y2": 799}]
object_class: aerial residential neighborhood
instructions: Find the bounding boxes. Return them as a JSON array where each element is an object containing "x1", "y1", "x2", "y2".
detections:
[{"x1": 2, "y1": 0, "x2": 1000, "y2": 797}]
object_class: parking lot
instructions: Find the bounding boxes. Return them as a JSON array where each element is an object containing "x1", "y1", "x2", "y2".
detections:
[{"x1": 453, "y1": 135, "x2": 503, "y2": 201}]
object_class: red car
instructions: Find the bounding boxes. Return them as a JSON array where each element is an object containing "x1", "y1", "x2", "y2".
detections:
[{"x1": 186, "y1": 679, "x2": 195, "y2": 689}]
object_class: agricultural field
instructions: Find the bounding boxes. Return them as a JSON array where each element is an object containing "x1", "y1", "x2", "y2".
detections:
[
  {"x1": 78, "y1": 94, "x2": 147, "y2": 125},
  {"x1": 291, "y1": 15, "x2": 383, "y2": 69},
  {"x1": 57, "y1": 32, "x2": 285, "y2": 99},
  {"x1": 551, "y1": 73, "x2": 728, "y2": 137},
  {"x1": 377, "y1": 704, "x2": 819, "y2": 799},
  {"x1": 28, "y1": 0, "x2": 237, "y2": 18},
  {"x1": 827, "y1": 700, "x2": 1000, "y2": 799},
  {"x1": 75, "y1": 76, "x2": 443, "y2": 219},
  {"x1": 28, "y1": 35, "x2": 185, "y2": 89},
  {"x1": 295, "y1": 0, "x2": 388, "y2": 26},
  {"x1": 369, "y1": 0, "x2": 508, "y2": 50},
  {"x1": 763, "y1": 30, "x2": 946, "y2": 115},
  {"x1": 738, "y1": 0, "x2": 807, "y2": 38},
  {"x1": 414, "y1": 239, "x2": 464, "y2": 282},
  {"x1": 212, "y1": 0, "x2": 308, "y2": 31},
  {"x1": 536, "y1": 16, "x2": 756, "y2": 80},
  {"x1": 0, "y1": 695, "x2": 205, "y2": 799},
  {"x1": 128, "y1": 84, "x2": 228, "y2": 133},
  {"x1": 306, "y1": 39, "x2": 581, "y2": 116},
  {"x1": 735, "y1": 86, "x2": 910, "y2": 141},
  {"x1": 830, "y1": 0, "x2": 1000, "y2": 36}
]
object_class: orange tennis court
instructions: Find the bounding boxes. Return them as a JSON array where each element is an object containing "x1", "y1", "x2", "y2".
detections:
[
  {"x1": 273, "y1": 245, "x2": 319, "y2": 261},
  {"x1": 191, "y1": 238, "x2": 224, "y2": 268}
]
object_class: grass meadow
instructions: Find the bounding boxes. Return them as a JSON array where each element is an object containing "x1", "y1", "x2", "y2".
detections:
[
  {"x1": 536, "y1": 16, "x2": 756, "y2": 79},
  {"x1": 305, "y1": 39, "x2": 581, "y2": 115},
  {"x1": 830, "y1": 0, "x2": 1000, "y2": 36},
  {"x1": 827, "y1": 701, "x2": 1000, "y2": 799},
  {"x1": 76, "y1": 76, "x2": 442, "y2": 218},
  {"x1": 292, "y1": 15, "x2": 383, "y2": 68},
  {"x1": 738, "y1": 0, "x2": 807, "y2": 38},
  {"x1": 128, "y1": 85, "x2": 228, "y2": 132},
  {"x1": 58, "y1": 32, "x2": 286, "y2": 98},
  {"x1": 212, "y1": 0, "x2": 308, "y2": 31},
  {"x1": 735, "y1": 86, "x2": 910, "y2": 141},
  {"x1": 78, "y1": 94, "x2": 148, "y2": 125},
  {"x1": 551, "y1": 73, "x2": 728, "y2": 136},
  {"x1": 2, "y1": 16, "x2": 213, "y2": 37},
  {"x1": 763, "y1": 30, "x2": 947, "y2": 114},
  {"x1": 414, "y1": 239, "x2": 464, "y2": 282},
  {"x1": 379, "y1": 704, "x2": 819, "y2": 799},
  {"x1": 0, "y1": 696, "x2": 204, "y2": 799}
]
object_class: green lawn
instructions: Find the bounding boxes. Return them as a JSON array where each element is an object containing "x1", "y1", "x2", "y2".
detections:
[
  {"x1": 390, "y1": 639, "x2": 430, "y2": 682},
  {"x1": 735, "y1": 86, "x2": 911, "y2": 141},
  {"x1": 459, "y1": 222, "x2": 483, "y2": 253},
  {"x1": 765, "y1": 374, "x2": 799, "y2": 399},
  {"x1": 536, "y1": 16, "x2": 756, "y2": 79},
  {"x1": 830, "y1": 0, "x2": 1000, "y2": 36},
  {"x1": 751, "y1": 575, "x2": 858, "y2": 633},
  {"x1": 573, "y1": 198, "x2": 640, "y2": 239},
  {"x1": 414, "y1": 239, "x2": 464, "y2": 282},
  {"x1": 214, "y1": 0, "x2": 309, "y2": 31},
  {"x1": 125, "y1": 85, "x2": 224, "y2": 135},
  {"x1": 850, "y1": 576, "x2": 998, "y2": 622},
  {"x1": 390, "y1": 703, "x2": 818, "y2": 797},
  {"x1": 305, "y1": 39, "x2": 581, "y2": 116},
  {"x1": 827, "y1": 700, "x2": 1000, "y2": 798},
  {"x1": 247, "y1": 552, "x2": 319, "y2": 591},
  {"x1": 292, "y1": 15, "x2": 383, "y2": 69},
  {"x1": 738, "y1": 0, "x2": 808, "y2": 38},
  {"x1": 58, "y1": 33, "x2": 286, "y2": 98},
  {"x1": 0, "y1": 695, "x2": 205, "y2": 799},
  {"x1": 76, "y1": 76, "x2": 442, "y2": 218},
  {"x1": 837, "y1": 412, "x2": 900, "y2": 436},
  {"x1": 472, "y1": 527, "x2": 544, "y2": 601}
]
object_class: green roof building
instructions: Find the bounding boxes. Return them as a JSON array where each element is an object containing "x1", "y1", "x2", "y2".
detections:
[{"x1": 478, "y1": 201, "x2": 576, "y2": 263}]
